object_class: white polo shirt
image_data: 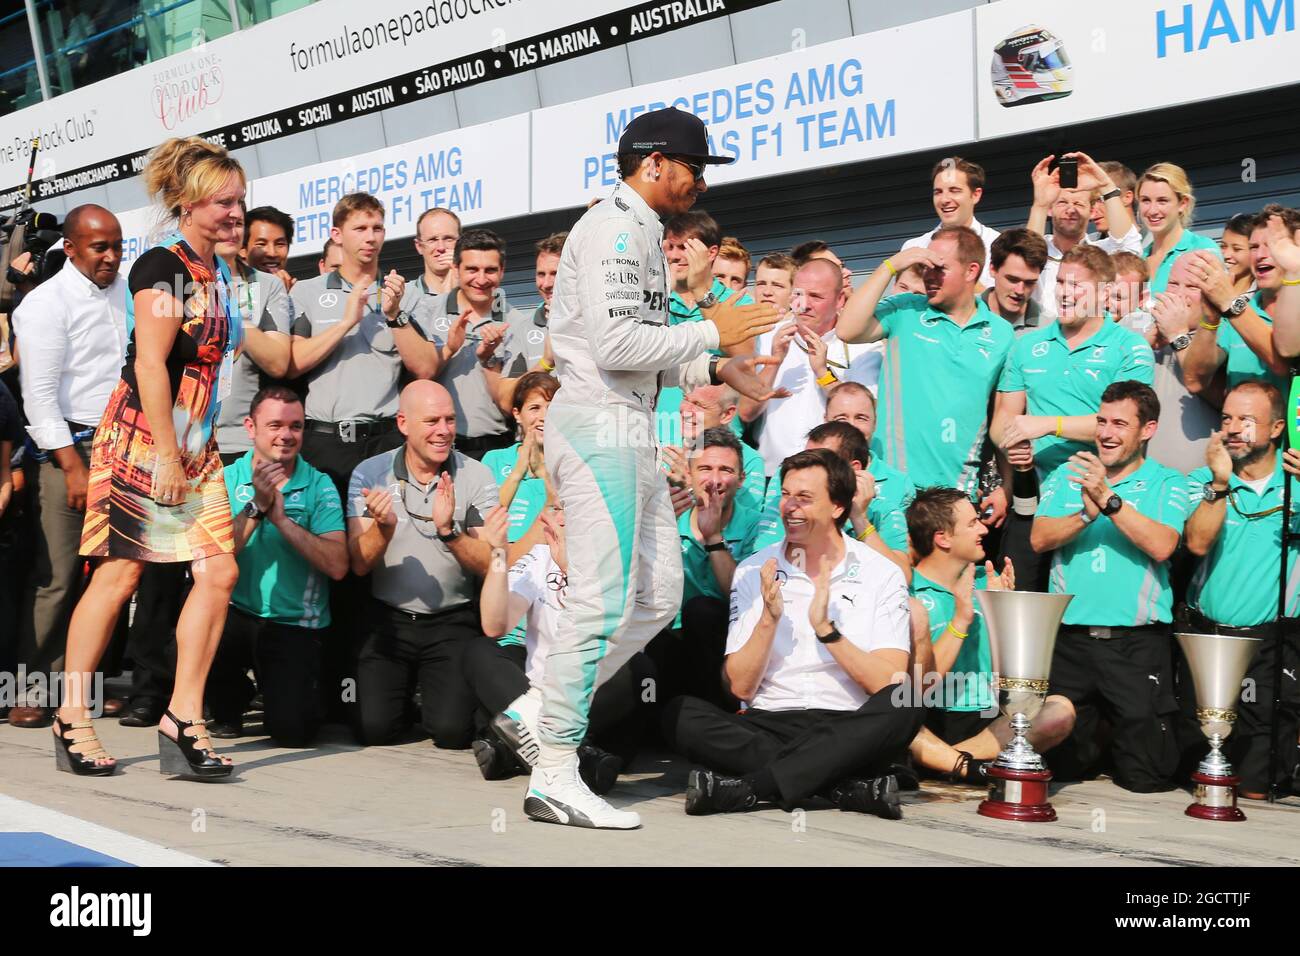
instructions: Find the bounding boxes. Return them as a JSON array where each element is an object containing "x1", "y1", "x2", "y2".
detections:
[
  {"x1": 752, "y1": 320, "x2": 882, "y2": 477},
  {"x1": 726, "y1": 536, "x2": 911, "y2": 712},
  {"x1": 503, "y1": 544, "x2": 566, "y2": 688},
  {"x1": 1032, "y1": 225, "x2": 1144, "y2": 318},
  {"x1": 901, "y1": 217, "x2": 1002, "y2": 288}
]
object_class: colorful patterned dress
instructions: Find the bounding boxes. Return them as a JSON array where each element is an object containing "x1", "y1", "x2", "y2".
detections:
[{"x1": 80, "y1": 237, "x2": 242, "y2": 563}]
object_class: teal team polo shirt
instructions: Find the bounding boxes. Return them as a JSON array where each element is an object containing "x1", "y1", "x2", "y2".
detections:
[
  {"x1": 750, "y1": 453, "x2": 916, "y2": 552},
  {"x1": 224, "y1": 452, "x2": 345, "y2": 629},
  {"x1": 678, "y1": 495, "x2": 763, "y2": 609},
  {"x1": 910, "y1": 568, "x2": 995, "y2": 712},
  {"x1": 481, "y1": 442, "x2": 548, "y2": 542},
  {"x1": 1186, "y1": 453, "x2": 1300, "y2": 626},
  {"x1": 656, "y1": 277, "x2": 751, "y2": 446},
  {"x1": 1215, "y1": 291, "x2": 1286, "y2": 392},
  {"x1": 873, "y1": 293, "x2": 1014, "y2": 495},
  {"x1": 1038, "y1": 456, "x2": 1189, "y2": 626},
  {"x1": 1143, "y1": 229, "x2": 1222, "y2": 295},
  {"x1": 998, "y1": 317, "x2": 1155, "y2": 478}
]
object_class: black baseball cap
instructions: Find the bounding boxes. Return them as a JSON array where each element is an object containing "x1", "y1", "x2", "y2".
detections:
[{"x1": 617, "y1": 108, "x2": 736, "y2": 165}]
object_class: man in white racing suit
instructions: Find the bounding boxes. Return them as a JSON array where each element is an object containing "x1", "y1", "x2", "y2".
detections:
[{"x1": 493, "y1": 108, "x2": 780, "y2": 829}]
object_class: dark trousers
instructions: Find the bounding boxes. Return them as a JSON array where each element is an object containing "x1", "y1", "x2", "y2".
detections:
[
  {"x1": 302, "y1": 421, "x2": 404, "y2": 724},
  {"x1": 1233, "y1": 626, "x2": 1300, "y2": 794},
  {"x1": 356, "y1": 601, "x2": 480, "y2": 748},
  {"x1": 998, "y1": 512, "x2": 1046, "y2": 592},
  {"x1": 454, "y1": 432, "x2": 513, "y2": 462},
  {"x1": 646, "y1": 596, "x2": 737, "y2": 711},
  {"x1": 1047, "y1": 626, "x2": 1179, "y2": 792},
  {"x1": 462, "y1": 637, "x2": 656, "y2": 764},
  {"x1": 664, "y1": 685, "x2": 924, "y2": 807},
  {"x1": 126, "y1": 563, "x2": 186, "y2": 704},
  {"x1": 206, "y1": 605, "x2": 323, "y2": 748}
]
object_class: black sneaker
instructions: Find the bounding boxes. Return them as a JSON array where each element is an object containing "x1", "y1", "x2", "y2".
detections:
[
  {"x1": 829, "y1": 774, "x2": 903, "y2": 820},
  {"x1": 578, "y1": 744, "x2": 623, "y2": 796},
  {"x1": 684, "y1": 769, "x2": 758, "y2": 816},
  {"x1": 472, "y1": 737, "x2": 518, "y2": 781}
]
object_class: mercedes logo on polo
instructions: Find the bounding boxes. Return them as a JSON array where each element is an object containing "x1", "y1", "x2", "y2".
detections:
[
  {"x1": 918, "y1": 593, "x2": 936, "y2": 611},
  {"x1": 235, "y1": 486, "x2": 254, "y2": 503},
  {"x1": 980, "y1": 325, "x2": 994, "y2": 340},
  {"x1": 319, "y1": 292, "x2": 339, "y2": 308},
  {"x1": 434, "y1": 316, "x2": 451, "y2": 332},
  {"x1": 921, "y1": 315, "x2": 941, "y2": 328},
  {"x1": 1092, "y1": 346, "x2": 1107, "y2": 358},
  {"x1": 774, "y1": 569, "x2": 788, "y2": 586},
  {"x1": 546, "y1": 571, "x2": 567, "y2": 591},
  {"x1": 1032, "y1": 341, "x2": 1050, "y2": 357},
  {"x1": 527, "y1": 329, "x2": 545, "y2": 345},
  {"x1": 288, "y1": 491, "x2": 302, "y2": 505}
]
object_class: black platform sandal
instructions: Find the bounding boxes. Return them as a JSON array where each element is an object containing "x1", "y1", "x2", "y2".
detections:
[
  {"x1": 52, "y1": 716, "x2": 118, "y2": 776},
  {"x1": 158, "y1": 710, "x2": 233, "y2": 779}
]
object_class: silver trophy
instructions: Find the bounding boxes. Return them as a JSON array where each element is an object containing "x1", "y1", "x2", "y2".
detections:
[
  {"x1": 975, "y1": 590, "x2": 1073, "y2": 822},
  {"x1": 1175, "y1": 631, "x2": 1262, "y2": 821}
]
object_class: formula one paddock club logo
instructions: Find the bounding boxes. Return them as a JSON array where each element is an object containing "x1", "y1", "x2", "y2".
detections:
[
  {"x1": 992, "y1": 25, "x2": 1074, "y2": 107},
  {"x1": 151, "y1": 52, "x2": 226, "y2": 132}
]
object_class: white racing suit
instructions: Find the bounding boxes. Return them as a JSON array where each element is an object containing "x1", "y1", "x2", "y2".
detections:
[{"x1": 541, "y1": 180, "x2": 717, "y2": 751}]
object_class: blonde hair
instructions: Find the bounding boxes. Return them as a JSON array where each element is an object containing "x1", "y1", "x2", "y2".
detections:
[
  {"x1": 717, "y1": 236, "x2": 751, "y2": 276},
  {"x1": 1138, "y1": 162, "x2": 1196, "y2": 226},
  {"x1": 142, "y1": 136, "x2": 245, "y2": 221}
]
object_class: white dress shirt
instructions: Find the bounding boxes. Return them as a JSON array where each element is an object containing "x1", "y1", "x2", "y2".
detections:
[
  {"x1": 1032, "y1": 225, "x2": 1144, "y2": 318},
  {"x1": 901, "y1": 216, "x2": 1002, "y2": 288},
  {"x1": 753, "y1": 320, "x2": 882, "y2": 477},
  {"x1": 726, "y1": 537, "x2": 911, "y2": 712},
  {"x1": 13, "y1": 258, "x2": 127, "y2": 450}
]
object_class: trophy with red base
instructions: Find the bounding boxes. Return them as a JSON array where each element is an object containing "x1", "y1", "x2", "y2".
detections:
[
  {"x1": 1175, "y1": 631, "x2": 1261, "y2": 821},
  {"x1": 975, "y1": 590, "x2": 1073, "y2": 823}
]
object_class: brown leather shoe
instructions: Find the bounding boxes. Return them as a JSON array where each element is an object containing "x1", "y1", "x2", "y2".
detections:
[
  {"x1": 7, "y1": 706, "x2": 52, "y2": 728},
  {"x1": 101, "y1": 697, "x2": 128, "y2": 718}
]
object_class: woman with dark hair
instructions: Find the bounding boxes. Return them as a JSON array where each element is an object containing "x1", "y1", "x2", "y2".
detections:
[{"x1": 52, "y1": 136, "x2": 246, "y2": 779}]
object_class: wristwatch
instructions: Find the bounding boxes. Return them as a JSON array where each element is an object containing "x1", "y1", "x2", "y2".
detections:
[
  {"x1": 697, "y1": 290, "x2": 720, "y2": 310},
  {"x1": 1078, "y1": 509, "x2": 1096, "y2": 525},
  {"x1": 1202, "y1": 482, "x2": 1229, "y2": 503},
  {"x1": 815, "y1": 623, "x2": 843, "y2": 644},
  {"x1": 242, "y1": 500, "x2": 264, "y2": 521},
  {"x1": 437, "y1": 523, "x2": 461, "y2": 544},
  {"x1": 704, "y1": 540, "x2": 729, "y2": 553},
  {"x1": 1222, "y1": 293, "x2": 1251, "y2": 319},
  {"x1": 1101, "y1": 494, "x2": 1124, "y2": 517},
  {"x1": 1099, "y1": 187, "x2": 1122, "y2": 202},
  {"x1": 478, "y1": 352, "x2": 505, "y2": 370},
  {"x1": 386, "y1": 309, "x2": 412, "y2": 329},
  {"x1": 1169, "y1": 332, "x2": 1192, "y2": 351},
  {"x1": 708, "y1": 356, "x2": 722, "y2": 386}
]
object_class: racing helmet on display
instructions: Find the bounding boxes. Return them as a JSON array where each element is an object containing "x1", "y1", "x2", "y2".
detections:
[{"x1": 992, "y1": 25, "x2": 1074, "y2": 107}]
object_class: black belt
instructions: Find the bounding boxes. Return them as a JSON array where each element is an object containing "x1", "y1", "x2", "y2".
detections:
[
  {"x1": 66, "y1": 419, "x2": 97, "y2": 434},
  {"x1": 1060, "y1": 624, "x2": 1165, "y2": 641},
  {"x1": 306, "y1": 418, "x2": 397, "y2": 440},
  {"x1": 1183, "y1": 609, "x2": 1271, "y2": 640},
  {"x1": 454, "y1": 433, "x2": 511, "y2": 453},
  {"x1": 375, "y1": 598, "x2": 472, "y2": 623}
]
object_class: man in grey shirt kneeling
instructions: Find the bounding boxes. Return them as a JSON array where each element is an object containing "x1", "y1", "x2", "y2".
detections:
[{"x1": 346, "y1": 381, "x2": 501, "y2": 747}]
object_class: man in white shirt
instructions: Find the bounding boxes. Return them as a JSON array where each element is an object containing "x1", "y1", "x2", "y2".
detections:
[
  {"x1": 665, "y1": 448, "x2": 921, "y2": 819},
  {"x1": 1025, "y1": 151, "x2": 1143, "y2": 319},
  {"x1": 901, "y1": 157, "x2": 1001, "y2": 287},
  {"x1": 11, "y1": 205, "x2": 127, "y2": 725},
  {"x1": 741, "y1": 258, "x2": 880, "y2": 477}
]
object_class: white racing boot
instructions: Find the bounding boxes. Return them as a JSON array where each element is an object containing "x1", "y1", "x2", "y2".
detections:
[
  {"x1": 524, "y1": 742, "x2": 641, "y2": 830},
  {"x1": 490, "y1": 686, "x2": 542, "y2": 771}
]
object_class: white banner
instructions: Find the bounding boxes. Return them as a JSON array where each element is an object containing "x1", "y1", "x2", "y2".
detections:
[
  {"x1": 976, "y1": 0, "x2": 1300, "y2": 141},
  {"x1": 529, "y1": 12, "x2": 976, "y2": 212},
  {"x1": 247, "y1": 113, "x2": 531, "y2": 246},
  {"x1": 0, "y1": 0, "x2": 650, "y2": 199}
]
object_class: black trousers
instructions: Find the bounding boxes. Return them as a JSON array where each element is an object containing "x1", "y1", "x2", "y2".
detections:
[
  {"x1": 998, "y1": 512, "x2": 1046, "y2": 592},
  {"x1": 126, "y1": 563, "x2": 187, "y2": 704},
  {"x1": 461, "y1": 637, "x2": 657, "y2": 764},
  {"x1": 664, "y1": 685, "x2": 924, "y2": 807},
  {"x1": 301, "y1": 421, "x2": 404, "y2": 724},
  {"x1": 1047, "y1": 626, "x2": 1179, "y2": 792},
  {"x1": 206, "y1": 605, "x2": 324, "y2": 747},
  {"x1": 1232, "y1": 626, "x2": 1300, "y2": 794},
  {"x1": 646, "y1": 596, "x2": 737, "y2": 712},
  {"x1": 356, "y1": 601, "x2": 480, "y2": 748}
]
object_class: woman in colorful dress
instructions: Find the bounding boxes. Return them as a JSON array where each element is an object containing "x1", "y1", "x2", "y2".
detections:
[{"x1": 52, "y1": 137, "x2": 246, "y2": 779}]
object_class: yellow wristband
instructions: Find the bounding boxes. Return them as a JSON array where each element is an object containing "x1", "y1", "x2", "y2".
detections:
[
  {"x1": 945, "y1": 622, "x2": 969, "y2": 640},
  {"x1": 538, "y1": 358, "x2": 555, "y2": 372},
  {"x1": 816, "y1": 370, "x2": 838, "y2": 387},
  {"x1": 856, "y1": 522, "x2": 877, "y2": 541},
  {"x1": 883, "y1": 258, "x2": 898, "y2": 277},
  {"x1": 1283, "y1": 276, "x2": 1300, "y2": 286},
  {"x1": 1055, "y1": 416, "x2": 1063, "y2": 438},
  {"x1": 1199, "y1": 319, "x2": 1221, "y2": 331}
]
